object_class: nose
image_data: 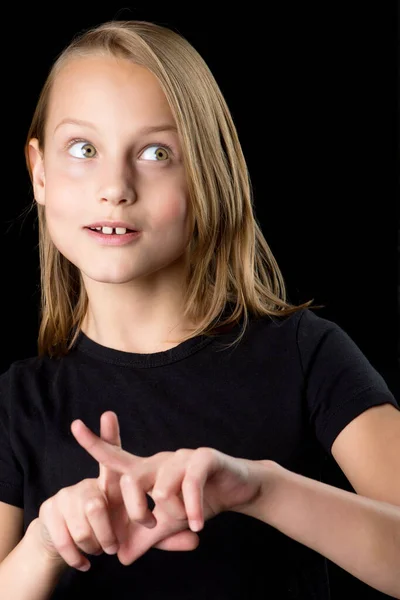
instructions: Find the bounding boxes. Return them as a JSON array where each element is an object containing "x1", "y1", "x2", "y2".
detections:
[{"x1": 98, "y1": 161, "x2": 137, "y2": 206}]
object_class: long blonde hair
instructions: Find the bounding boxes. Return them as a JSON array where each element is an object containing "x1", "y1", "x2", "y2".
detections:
[{"x1": 24, "y1": 20, "x2": 320, "y2": 358}]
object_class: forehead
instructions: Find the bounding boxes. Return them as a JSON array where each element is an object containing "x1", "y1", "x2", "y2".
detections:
[{"x1": 47, "y1": 55, "x2": 174, "y2": 126}]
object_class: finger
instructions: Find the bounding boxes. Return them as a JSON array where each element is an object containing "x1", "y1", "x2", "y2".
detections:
[
  {"x1": 84, "y1": 496, "x2": 120, "y2": 555},
  {"x1": 120, "y1": 457, "x2": 189, "y2": 528},
  {"x1": 66, "y1": 510, "x2": 102, "y2": 556},
  {"x1": 62, "y1": 487, "x2": 106, "y2": 557},
  {"x1": 120, "y1": 474, "x2": 157, "y2": 528},
  {"x1": 98, "y1": 412, "x2": 122, "y2": 495},
  {"x1": 181, "y1": 449, "x2": 222, "y2": 531},
  {"x1": 40, "y1": 502, "x2": 91, "y2": 572},
  {"x1": 151, "y1": 459, "x2": 191, "y2": 523},
  {"x1": 71, "y1": 418, "x2": 134, "y2": 475},
  {"x1": 99, "y1": 411, "x2": 121, "y2": 447},
  {"x1": 153, "y1": 529, "x2": 200, "y2": 551},
  {"x1": 152, "y1": 449, "x2": 215, "y2": 531},
  {"x1": 116, "y1": 507, "x2": 200, "y2": 565}
]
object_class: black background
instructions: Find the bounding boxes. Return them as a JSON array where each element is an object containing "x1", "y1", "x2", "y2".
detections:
[{"x1": 1, "y1": 4, "x2": 399, "y2": 599}]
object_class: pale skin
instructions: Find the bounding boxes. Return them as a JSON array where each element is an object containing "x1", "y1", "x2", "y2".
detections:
[
  {"x1": 23, "y1": 49, "x2": 293, "y2": 578},
  {"x1": 32, "y1": 410, "x2": 269, "y2": 570},
  {"x1": 28, "y1": 54, "x2": 198, "y2": 354},
  {"x1": 23, "y1": 52, "x2": 400, "y2": 597},
  {"x1": 29, "y1": 409, "x2": 400, "y2": 600},
  {"x1": 28, "y1": 54, "x2": 243, "y2": 567}
]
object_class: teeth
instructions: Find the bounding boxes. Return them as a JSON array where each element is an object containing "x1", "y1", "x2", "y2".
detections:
[
  {"x1": 102, "y1": 226, "x2": 115, "y2": 235},
  {"x1": 90, "y1": 226, "x2": 128, "y2": 234}
]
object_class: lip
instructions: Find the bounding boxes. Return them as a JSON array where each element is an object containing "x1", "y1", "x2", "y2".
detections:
[
  {"x1": 85, "y1": 228, "x2": 141, "y2": 246},
  {"x1": 85, "y1": 221, "x2": 140, "y2": 231}
]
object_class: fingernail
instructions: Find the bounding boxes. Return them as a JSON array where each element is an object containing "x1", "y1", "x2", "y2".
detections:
[
  {"x1": 190, "y1": 520, "x2": 202, "y2": 532},
  {"x1": 79, "y1": 562, "x2": 91, "y2": 572},
  {"x1": 104, "y1": 544, "x2": 119, "y2": 555}
]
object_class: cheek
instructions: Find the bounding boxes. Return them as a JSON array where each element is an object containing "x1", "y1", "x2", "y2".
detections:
[
  {"x1": 151, "y1": 176, "x2": 190, "y2": 230},
  {"x1": 44, "y1": 165, "x2": 88, "y2": 216},
  {"x1": 45, "y1": 186, "x2": 79, "y2": 224},
  {"x1": 155, "y1": 195, "x2": 191, "y2": 247},
  {"x1": 42, "y1": 169, "x2": 88, "y2": 255},
  {"x1": 158, "y1": 198, "x2": 187, "y2": 223}
]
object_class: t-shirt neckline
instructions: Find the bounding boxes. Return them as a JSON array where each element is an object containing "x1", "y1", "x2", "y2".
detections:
[{"x1": 73, "y1": 329, "x2": 217, "y2": 368}]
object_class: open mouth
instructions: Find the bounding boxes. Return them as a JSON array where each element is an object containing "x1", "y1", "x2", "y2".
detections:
[{"x1": 86, "y1": 226, "x2": 136, "y2": 235}]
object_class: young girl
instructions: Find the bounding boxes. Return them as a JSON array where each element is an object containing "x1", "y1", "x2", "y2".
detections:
[{"x1": 0, "y1": 19, "x2": 399, "y2": 600}]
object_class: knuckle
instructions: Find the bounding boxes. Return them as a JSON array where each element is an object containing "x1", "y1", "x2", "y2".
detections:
[
  {"x1": 83, "y1": 478, "x2": 99, "y2": 494},
  {"x1": 155, "y1": 451, "x2": 172, "y2": 460},
  {"x1": 39, "y1": 500, "x2": 50, "y2": 518},
  {"x1": 152, "y1": 487, "x2": 168, "y2": 501},
  {"x1": 197, "y1": 446, "x2": 214, "y2": 457},
  {"x1": 176, "y1": 448, "x2": 190, "y2": 458},
  {"x1": 57, "y1": 536, "x2": 74, "y2": 553},
  {"x1": 70, "y1": 524, "x2": 91, "y2": 545},
  {"x1": 195, "y1": 447, "x2": 216, "y2": 463},
  {"x1": 186, "y1": 458, "x2": 202, "y2": 475},
  {"x1": 121, "y1": 474, "x2": 132, "y2": 487},
  {"x1": 183, "y1": 471, "x2": 199, "y2": 484},
  {"x1": 40, "y1": 500, "x2": 57, "y2": 524},
  {"x1": 57, "y1": 486, "x2": 69, "y2": 501},
  {"x1": 85, "y1": 497, "x2": 105, "y2": 514}
]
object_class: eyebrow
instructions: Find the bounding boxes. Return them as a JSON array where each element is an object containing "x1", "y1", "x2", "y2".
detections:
[{"x1": 53, "y1": 118, "x2": 178, "y2": 135}]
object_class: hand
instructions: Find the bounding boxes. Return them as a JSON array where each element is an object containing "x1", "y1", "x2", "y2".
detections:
[
  {"x1": 71, "y1": 413, "x2": 272, "y2": 566},
  {"x1": 96, "y1": 411, "x2": 200, "y2": 554},
  {"x1": 32, "y1": 474, "x2": 123, "y2": 572},
  {"x1": 30, "y1": 412, "x2": 199, "y2": 573}
]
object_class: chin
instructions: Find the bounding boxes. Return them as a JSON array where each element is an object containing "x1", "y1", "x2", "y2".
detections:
[{"x1": 86, "y1": 272, "x2": 140, "y2": 285}]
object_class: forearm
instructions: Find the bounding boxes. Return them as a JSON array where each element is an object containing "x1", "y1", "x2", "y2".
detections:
[
  {"x1": 242, "y1": 461, "x2": 400, "y2": 599},
  {"x1": 0, "y1": 519, "x2": 68, "y2": 600}
]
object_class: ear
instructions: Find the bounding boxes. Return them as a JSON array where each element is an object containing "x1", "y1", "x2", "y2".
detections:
[{"x1": 28, "y1": 138, "x2": 46, "y2": 206}]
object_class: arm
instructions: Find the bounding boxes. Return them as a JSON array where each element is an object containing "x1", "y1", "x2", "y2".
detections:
[
  {"x1": 0, "y1": 519, "x2": 68, "y2": 600},
  {"x1": 241, "y1": 460, "x2": 400, "y2": 599},
  {"x1": 69, "y1": 409, "x2": 400, "y2": 595}
]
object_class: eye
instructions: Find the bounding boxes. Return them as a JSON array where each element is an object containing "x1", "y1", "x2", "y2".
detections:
[
  {"x1": 140, "y1": 145, "x2": 171, "y2": 161},
  {"x1": 68, "y1": 141, "x2": 97, "y2": 159}
]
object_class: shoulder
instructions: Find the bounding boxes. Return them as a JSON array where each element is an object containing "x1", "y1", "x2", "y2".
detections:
[
  {"x1": 249, "y1": 307, "x2": 321, "y2": 342},
  {"x1": 295, "y1": 306, "x2": 341, "y2": 338},
  {"x1": 293, "y1": 308, "x2": 366, "y2": 369},
  {"x1": 1, "y1": 354, "x2": 51, "y2": 381},
  {"x1": 255, "y1": 306, "x2": 396, "y2": 402},
  {"x1": 249, "y1": 306, "x2": 361, "y2": 355},
  {"x1": 0, "y1": 354, "x2": 62, "y2": 407},
  {"x1": 297, "y1": 311, "x2": 399, "y2": 425}
]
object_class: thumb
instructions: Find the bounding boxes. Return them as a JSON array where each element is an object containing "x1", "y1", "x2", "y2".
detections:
[{"x1": 153, "y1": 529, "x2": 200, "y2": 551}]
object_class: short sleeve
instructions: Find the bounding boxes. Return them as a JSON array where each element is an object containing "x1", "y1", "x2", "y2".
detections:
[
  {"x1": 296, "y1": 309, "x2": 400, "y2": 456},
  {"x1": 0, "y1": 369, "x2": 24, "y2": 507}
]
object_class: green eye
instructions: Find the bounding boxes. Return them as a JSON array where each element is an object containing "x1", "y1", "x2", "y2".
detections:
[
  {"x1": 68, "y1": 141, "x2": 97, "y2": 159},
  {"x1": 141, "y1": 145, "x2": 170, "y2": 161}
]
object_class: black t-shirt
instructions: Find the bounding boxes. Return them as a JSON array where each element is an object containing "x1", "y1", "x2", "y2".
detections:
[{"x1": 0, "y1": 308, "x2": 398, "y2": 599}]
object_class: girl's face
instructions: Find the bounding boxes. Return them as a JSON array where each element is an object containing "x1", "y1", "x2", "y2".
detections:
[{"x1": 29, "y1": 55, "x2": 192, "y2": 287}]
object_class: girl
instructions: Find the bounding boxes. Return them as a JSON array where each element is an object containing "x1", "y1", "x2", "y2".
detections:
[{"x1": 0, "y1": 19, "x2": 399, "y2": 600}]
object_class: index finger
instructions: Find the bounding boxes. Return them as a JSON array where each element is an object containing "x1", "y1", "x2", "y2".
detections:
[
  {"x1": 71, "y1": 418, "x2": 134, "y2": 475},
  {"x1": 98, "y1": 412, "x2": 123, "y2": 495}
]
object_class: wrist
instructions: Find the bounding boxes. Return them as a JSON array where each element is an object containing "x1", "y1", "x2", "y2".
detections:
[
  {"x1": 25, "y1": 518, "x2": 68, "y2": 573},
  {"x1": 235, "y1": 459, "x2": 282, "y2": 521}
]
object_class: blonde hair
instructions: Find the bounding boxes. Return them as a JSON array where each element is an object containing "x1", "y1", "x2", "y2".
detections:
[{"x1": 24, "y1": 19, "x2": 321, "y2": 358}]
